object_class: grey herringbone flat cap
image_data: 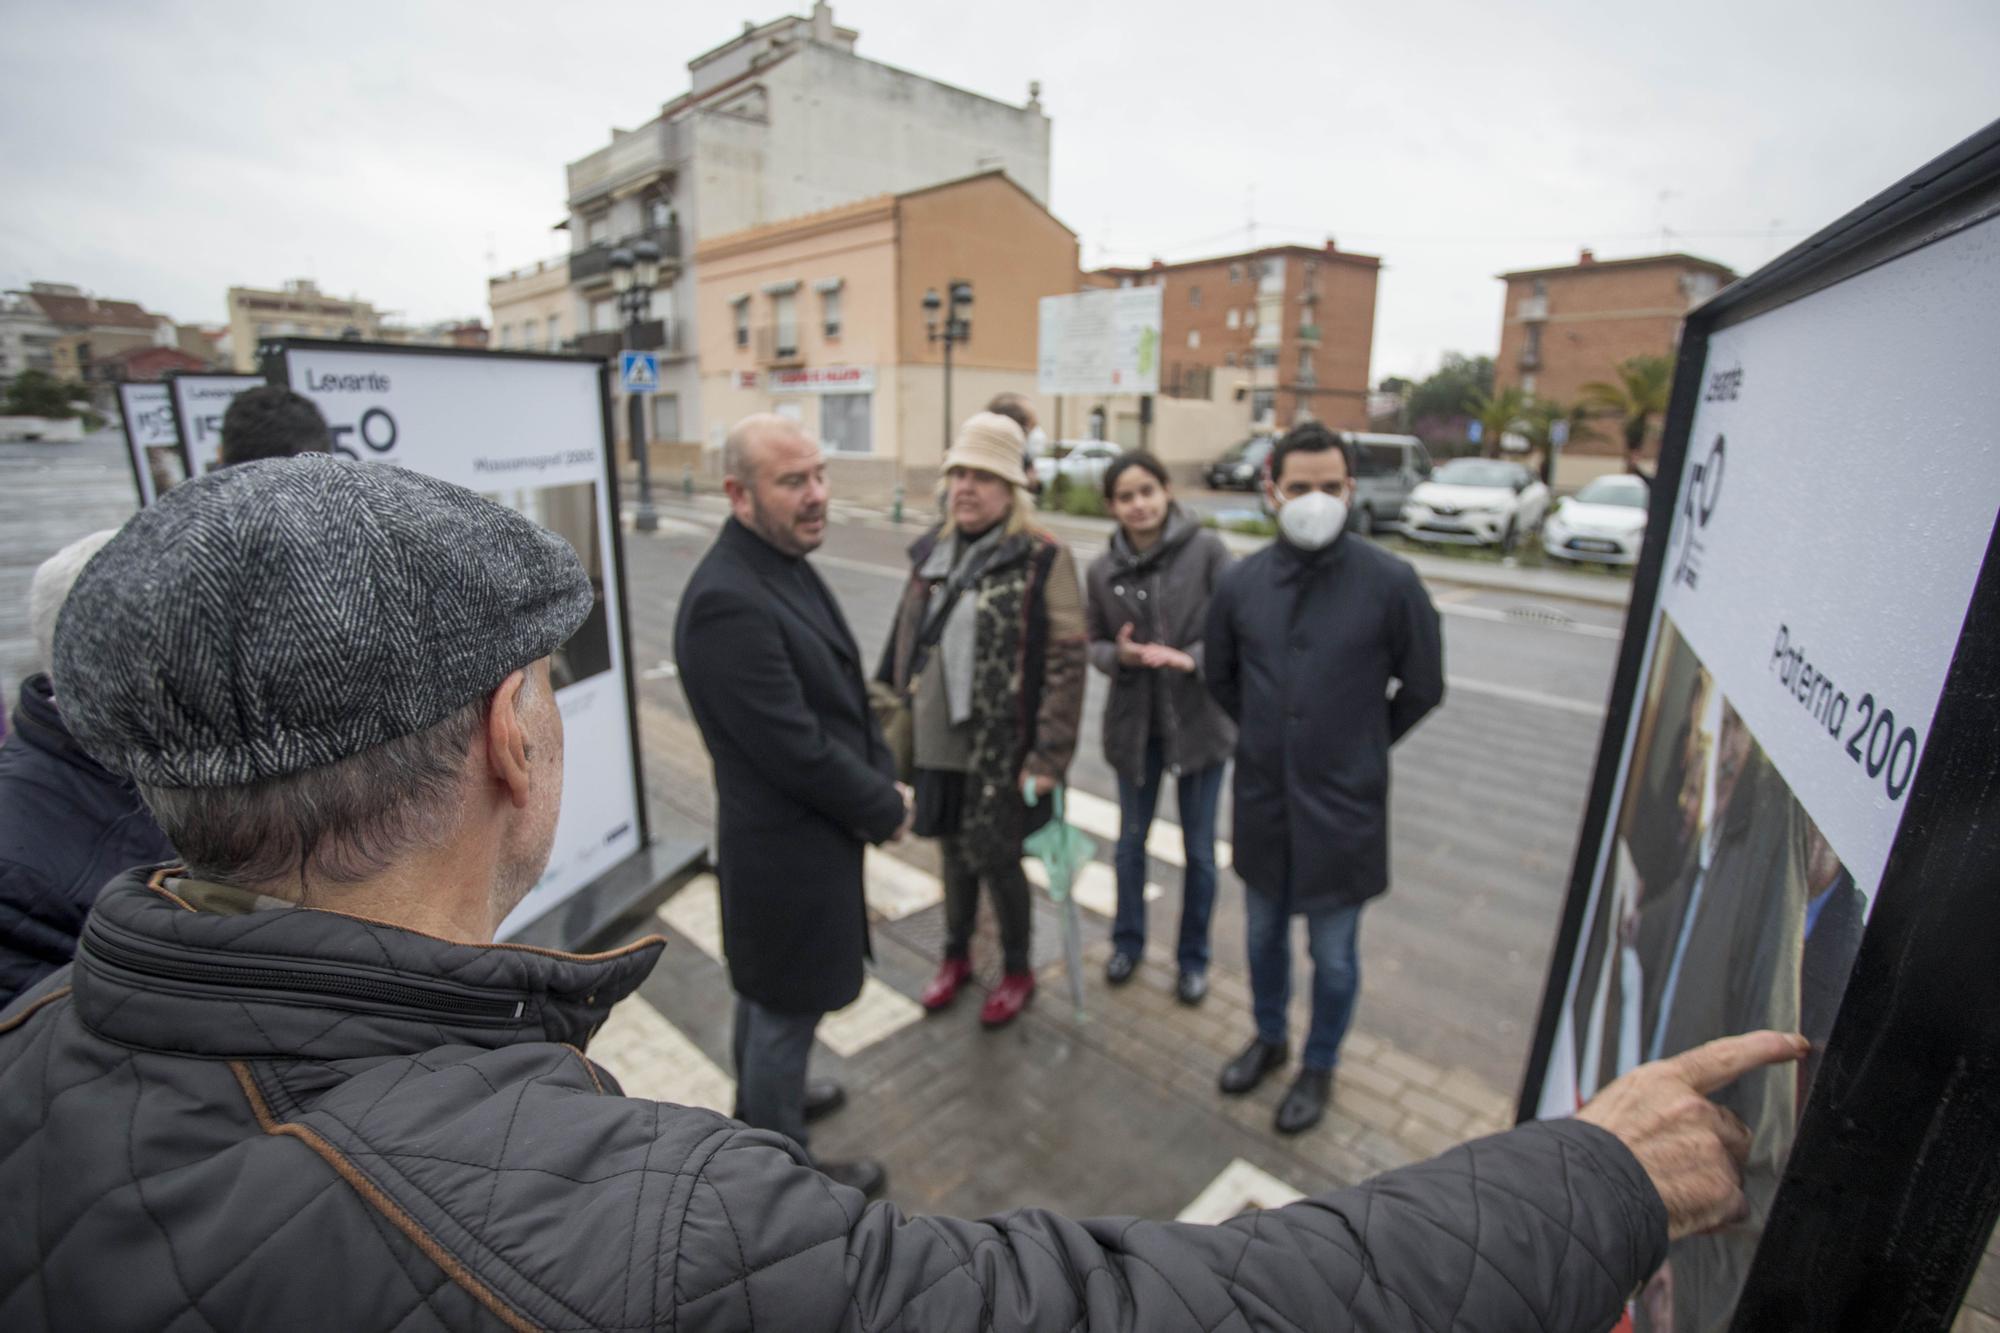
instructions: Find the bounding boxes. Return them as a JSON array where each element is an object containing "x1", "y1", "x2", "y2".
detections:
[{"x1": 53, "y1": 453, "x2": 592, "y2": 788}]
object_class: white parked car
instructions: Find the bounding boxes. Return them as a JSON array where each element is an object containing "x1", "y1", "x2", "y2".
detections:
[
  {"x1": 1033, "y1": 440, "x2": 1120, "y2": 492},
  {"x1": 1542, "y1": 473, "x2": 1650, "y2": 566},
  {"x1": 1400, "y1": 458, "x2": 1551, "y2": 550}
]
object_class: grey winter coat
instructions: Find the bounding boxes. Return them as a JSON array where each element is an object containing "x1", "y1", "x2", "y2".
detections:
[
  {"x1": 1085, "y1": 507, "x2": 1238, "y2": 784},
  {"x1": 1207, "y1": 530, "x2": 1444, "y2": 910},
  {"x1": 0, "y1": 867, "x2": 1668, "y2": 1331}
]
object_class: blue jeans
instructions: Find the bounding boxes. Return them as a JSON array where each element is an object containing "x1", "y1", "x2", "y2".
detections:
[
  {"x1": 1244, "y1": 884, "x2": 1363, "y2": 1072},
  {"x1": 1112, "y1": 740, "x2": 1224, "y2": 972}
]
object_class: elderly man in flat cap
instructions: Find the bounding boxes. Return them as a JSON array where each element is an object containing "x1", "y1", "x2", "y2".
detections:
[{"x1": 0, "y1": 453, "x2": 1804, "y2": 1332}]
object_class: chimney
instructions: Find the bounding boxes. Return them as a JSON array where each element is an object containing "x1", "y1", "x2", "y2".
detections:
[
  {"x1": 1578, "y1": 248, "x2": 1596, "y2": 265},
  {"x1": 1325, "y1": 236, "x2": 1338, "y2": 253},
  {"x1": 811, "y1": 2, "x2": 834, "y2": 43},
  {"x1": 1027, "y1": 80, "x2": 1042, "y2": 110}
]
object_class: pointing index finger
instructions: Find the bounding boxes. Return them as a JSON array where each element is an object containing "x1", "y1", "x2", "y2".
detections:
[{"x1": 1666, "y1": 1031, "x2": 1810, "y2": 1095}]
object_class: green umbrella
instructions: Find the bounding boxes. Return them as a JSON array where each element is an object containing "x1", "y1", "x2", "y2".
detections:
[{"x1": 1022, "y1": 780, "x2": 1096, "y2": 1016}]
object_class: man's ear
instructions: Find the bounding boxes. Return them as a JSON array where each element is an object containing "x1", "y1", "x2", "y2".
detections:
[{"x1": 485, "y1": 670, "x2": 533, "y2": 809}]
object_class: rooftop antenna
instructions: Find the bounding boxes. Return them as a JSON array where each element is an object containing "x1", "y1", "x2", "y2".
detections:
[
  {"x1": 1655, "y1": 189, "x2": 1679, "y2": 250},
  {"x1": 1247, "y1": 184, "x2": 1257, "y2": 251}
]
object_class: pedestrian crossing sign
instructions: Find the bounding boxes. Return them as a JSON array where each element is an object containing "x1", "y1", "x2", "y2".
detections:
[{"x1": 620, "y1": 351, "x2": 660, "y2": 394}]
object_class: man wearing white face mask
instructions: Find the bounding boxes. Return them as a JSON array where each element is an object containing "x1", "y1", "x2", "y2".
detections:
[{"x1": 1204, "y1": 423, "x2": 1445, "y2": 1134}]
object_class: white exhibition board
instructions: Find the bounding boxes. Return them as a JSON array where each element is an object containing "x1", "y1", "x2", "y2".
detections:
[
  {"x1": 170, "y1": 373, "x2": 268, "y2": 477},
  {"x1": 276, "y1": 344, "x2": 643, "y2": 937},
  {"x1": 1036, "y1": 286, "x2": 1163, "y2": 396},
  {"x1": 115, "y1": 382, "x2": 183, "y2": 506},
  {"x1": 1539, "y1": 212, "x2": 2000, "y2": 1118}
]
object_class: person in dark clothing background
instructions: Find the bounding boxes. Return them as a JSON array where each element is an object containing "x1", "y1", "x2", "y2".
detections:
[
  {"x1": 218, "y1": 385, "x2": 332, "y2": 466},
  {"x1": 1206, "y1": 422, "x2": 1445, "y2": 1135},
  {"x1": 676, "y1": 413, "x2": 911, "y2": 1200},
  {"x1": 0, "y1": 529, "x2": 175, "y2": 1003},
  {"x1": 0, "y1": 452, "x2": 1803, "y2": 1331}
]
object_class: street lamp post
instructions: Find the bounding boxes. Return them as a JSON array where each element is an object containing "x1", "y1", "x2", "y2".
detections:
[
  {"x1": 609, "y1": 239, "x2": 662, "y2": 534},
  {"x1": 923, "y1": 280, "x2": 973, "y2": 458}
]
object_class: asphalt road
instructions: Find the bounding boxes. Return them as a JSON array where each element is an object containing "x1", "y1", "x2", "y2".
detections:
[{"x1": 1, "y1": 434, "x2": 1624, "y2": 1093}]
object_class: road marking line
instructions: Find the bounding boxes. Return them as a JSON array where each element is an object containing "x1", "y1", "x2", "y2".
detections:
[
  {"x1": 1446, "y1": 675, "x2": 1608, "y2": 718},
  {"x1": 590, "y1": 995, "x2": 735, "y2": 1113},
  {"x1": 1063, "y1": 786, "x2": 1234, "y2": 871},
  {"x1": 1437, "y1": 600, "x2": 1622, "y2": 639},
  {"x1": 1176, "y1": 1158, "x2": 1305, "y2": 1223},
  {"x1": 661, "y1": 874, "x2": 924, "y2": 1058},
  {"x1": 865, "y1": 848, "x2": 945, "y2": 919}
]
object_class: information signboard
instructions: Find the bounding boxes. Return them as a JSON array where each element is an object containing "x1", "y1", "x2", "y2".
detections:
[
  {"x1": 264, "y1": 340, "x2": 649, "y2": 940},
  {"x1": 168, "y1": 372, "x2": 267, "y2": 478},
  {"x1": 1522, "y1": 120, "x2": 2000, "y2": 1327},
  {"x1": 1036, "y1": 287, "x2": 1162, "y2": 396},
  {"x1": 115, "y1": 381, "x2": 187, "y2": 506}
]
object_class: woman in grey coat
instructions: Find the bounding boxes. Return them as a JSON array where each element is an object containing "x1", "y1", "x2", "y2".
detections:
[{"x1": 1085, "y1": 452, "x2": 1236, "y2": 1004}]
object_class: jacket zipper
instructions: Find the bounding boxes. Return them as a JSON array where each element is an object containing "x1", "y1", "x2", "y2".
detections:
[{"x1": 83, "y1": 925, "x2": 528, "y2": 1022}]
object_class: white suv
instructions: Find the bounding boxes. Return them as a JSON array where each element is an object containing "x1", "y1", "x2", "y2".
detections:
[{"x1": 1401, "y1": 458, "x2": 1550, "y2": 550}]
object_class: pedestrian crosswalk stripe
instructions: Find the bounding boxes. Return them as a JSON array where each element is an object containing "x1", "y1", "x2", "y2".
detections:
[
  {"x1": 659, "y1": 875, "x2": 924, "y2": 1058},
  {"x1": 1061, "y1": 787, "x2": 1235, "y2": 871},
  {"x1": 1175, "y1": 1158, "x2": 1305, "y2": 1223},
  {"x1": 590, "y1": 992, "x2": 735, "y2": 1114},
  {"x1": 864, "y1": 847, "x2": 945, "y2": 920},
  {"x1": 1022, "y1": 858, "x2": 1160, "y2": 919}
]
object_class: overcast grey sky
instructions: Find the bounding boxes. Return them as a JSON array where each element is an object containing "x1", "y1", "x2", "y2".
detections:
[{"x1": 2, "y1": 0, "x2": 1994, "y2": 380}]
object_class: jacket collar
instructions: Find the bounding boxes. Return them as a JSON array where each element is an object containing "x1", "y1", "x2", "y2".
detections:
[
  {"x1": 908, "y1": 522, "x2": 1034, "y2": 583},
  {"x1": 721, "y1": 517, "x2": 857, "y2": 664},
  {"x1": 70, "y1": 870, "x2": 663, "y2": 1061},
  {"x1": 1108, "y1": 504, "x2": 1199, "y2": 576},
  {"x1": 1273, "y1": 529, "x2": 1350, "y2": 585},
  {"x1": 10, "y1": 673, "x2": 110, "y2": 776}
]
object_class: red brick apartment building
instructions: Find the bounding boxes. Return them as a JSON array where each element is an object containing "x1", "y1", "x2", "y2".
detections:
[
  {"x1": 1494, "y1": 249, "x2": 1735, "y2": 451},
  {"x1": 1094, "y1": 240, "x2": 1380, "y2": 431}
]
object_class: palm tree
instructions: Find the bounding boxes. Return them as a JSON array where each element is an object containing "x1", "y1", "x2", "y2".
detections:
[
  {"x1": 1467, "y1": 386, "x2": 1528, "y2": 460},
  {"x1": 1580, "y1": 355, "x2": 1673, "y2": 474},
  {"x1": 1521, "y1": 399, "x2": 1601, "y2": 487}
]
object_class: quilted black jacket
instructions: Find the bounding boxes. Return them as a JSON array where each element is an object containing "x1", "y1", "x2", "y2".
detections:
[{"x1": 0, "y1": 871, "x2": 1666, "y2": 1330}]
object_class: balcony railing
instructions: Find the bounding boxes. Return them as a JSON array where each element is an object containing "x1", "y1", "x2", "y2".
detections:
[
  {"x1": 570, "y1": 317, "x2": 686, "y2": 362},
  {"x1": 1516, "y1": 295, "x2": 1549, "y2": 321},
  {"x1": 1518, "y1": 346, "x2": 1542, "y2": 370},
  {"x1": 755, "y1": 325, "x2": 803, "y2": 366},
  {"x1": 1295, "y1": 323, "x2": 1321, "y2": 345},
  {"x1": 568, "y1": 222, "x2": 684, "y2": 287}
]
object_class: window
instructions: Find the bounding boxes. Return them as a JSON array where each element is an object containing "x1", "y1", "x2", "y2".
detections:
[
  {"x1": 1255, "y1": 347, "x2": 1278, "y2": 369},
  {"x1": 772, "y1": 291, "x2": 797, "y2": 355},
  {"x1": 1296, "y1": 348, "x2": 1314, "y2": 383},
  {"x1": 590, "y1": 297, "x2": 616, "y2": 333},
  {"x1": 1224, "y1": 351, "x2": 1236, "y2": 367},
  {"x1": 822, "y1": 287, "x2": 843, "y2": 339},
  {"x1": 1250, "y1": 388, "x2": 1276, "y2": 421},
  {"x1": 1532, "y1": 278, "x2": 1548, "y2": 299},
  {"x1": 499, "y1": 325, "x2": 513, "y2": 348},
  {"x1": 1681, "y1": 271, "x2": 1720, "y2": 303},
  {"x1": 732, "y1": 299, "x2": 750, "y2": 348},
  {"x1": 821, "y1": 392, "x2": 872, "y2": 453},
  {"x1": 651, "y1": 394, "x2": 681, "y2": 441},
  {"x1": 584, "y1": 213, "x2": 607, "y2": 247},
  {"x1": 546, "y1": 315, "x2": 560, "y2": 348},
  {"x1": 1226, "y1": 309, "x2": 1240, "y2": 330},
  {"x1": 1228, "y1": 264, "x2": 1242, "y2": 284},
  {"x1": 1188, "y1": 285, "x2": 1202, "y2": 308},
  {"x1": 1187, "y1": 329, "x2": 1200, "y2": 349}
]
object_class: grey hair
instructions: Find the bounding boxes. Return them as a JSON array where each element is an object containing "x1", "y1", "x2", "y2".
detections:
[
  {"x1": 30, "y1": 529, "x2": 119, "y2": 678},
  {"x1": 722, "y1": 412, "x2": 804, "y2": 486},
  {"x1": 139, "y1": 698, "x2": 485, "y2": 897}
]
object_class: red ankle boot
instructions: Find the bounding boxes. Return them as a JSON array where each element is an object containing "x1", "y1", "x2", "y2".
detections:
[
  {"x1": 980, "y1": 972, "x2": 1036, "y2": 1027},
  {"x1": 921, "y1": 957, "x2": 973, "y2": 1012}
]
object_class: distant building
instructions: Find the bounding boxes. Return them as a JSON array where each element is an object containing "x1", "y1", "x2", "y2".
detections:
[
  {"x1": 0, "y1": 292, "x2": 61, "y2": 389},
  {"x1": 489, "y1": 258, "x2": 578, "y2": 357},
  {"x1": 103, "y1": 345, "x2": 211, "y2": 381},
  {"x1": 555, "y1": 1, "x2": 1051, "y2": 448},
  {"x1": 1092, "y1": 240, "x2": 1381, "y2": 432},
  {"x1": 1493, "y1": 248, "x2": 1736, "y2": 449},
  {"x1": 696, "y1": 170, "x2": 1076, "y2": 497},
  {"x1": 383, "y1": 319, "x2": 490, "y2": 350},
  {"x1": 225, "y1": 279, "x2": 383, "y2": 370},
  {"x1": 14, "y1": 283, "x2": 174, "y2": 392}
]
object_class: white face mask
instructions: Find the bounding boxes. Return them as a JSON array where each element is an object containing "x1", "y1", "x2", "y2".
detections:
[
  {"x1": 1277, "y1": 490, "x2": 1349, "y2": 550},
  {"x1": 1024, "y1": 426, "x2": 1049, "y2": 457}
]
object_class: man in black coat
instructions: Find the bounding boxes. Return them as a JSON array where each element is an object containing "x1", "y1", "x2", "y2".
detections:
[
  {"x1": 1207, "y1": 423, "x2": 1445, "y2": 1134},
  {"x1": 0, "y1": 530, "x2": 175, "y2": 1003},
  {"x1": 675, "y1": 414, "x2": 911, "y2": 1199}
]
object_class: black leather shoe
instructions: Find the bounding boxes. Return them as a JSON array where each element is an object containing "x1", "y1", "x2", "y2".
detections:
[
  {"x1": 1275, "y1": 1069, "x2": 1333, "y2": 1135},
  {"x1": 1104, "y1": 951, "x2": 1139, "y2": 986},
  {"x1": 1218, "y1": 1037, "x2": 1287, "y2": 1095},
  {"x1": 1175, "y1": 969, "x2": 1208, "y2": 1006},
  {"x1": 820, "y1": 1157, "x2": 888, "y2": 1199},
  {"x1": 803, "y1": 1077, "x2": 847, "y2": 1124}
]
